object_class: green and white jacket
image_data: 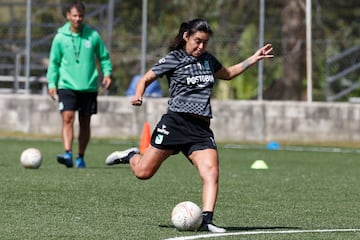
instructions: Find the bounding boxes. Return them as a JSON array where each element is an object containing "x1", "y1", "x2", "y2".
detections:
[{"x1": 47, "y1": 22, "x2": 112, "y2": 92}]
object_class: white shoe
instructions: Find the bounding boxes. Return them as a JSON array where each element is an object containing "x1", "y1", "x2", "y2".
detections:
[
  {"x1": 105, "y1": 147, "x2": 140, "y2": 165},
  {"x1": 198, "y1": 222, "x2": 226, "y2": 233},
  {"x1": 207, "y1": 223, "x2": 226, "y2": 233}
]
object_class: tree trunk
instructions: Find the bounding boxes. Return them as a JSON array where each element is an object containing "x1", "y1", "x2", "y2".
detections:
[{"x1": 263, "y1": 0, "x2": 306, "y2": 100}]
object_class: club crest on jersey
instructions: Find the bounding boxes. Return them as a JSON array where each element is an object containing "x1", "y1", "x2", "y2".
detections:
[
  {"x1": 84, "y1": 40, "x2": 91, "y2": 48},
  {"x1": 204, "y1": 60, "x2": 210, "y2": 70}
]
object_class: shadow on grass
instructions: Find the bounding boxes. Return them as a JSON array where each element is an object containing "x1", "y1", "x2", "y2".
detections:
[
  {"x1": 159, "y1": 224, "x2": 301, "y2": 231},
  {"x1": 86, "y1": 166, "x2": 130, "y2": 170},
  {"x1": 224, "y1": 226, "x2": 301, "y2": 231}
]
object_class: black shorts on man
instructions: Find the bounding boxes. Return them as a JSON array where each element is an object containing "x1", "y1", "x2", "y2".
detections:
[{"x1": 57, "y1": 89, "x2": 97, "y2": 116}]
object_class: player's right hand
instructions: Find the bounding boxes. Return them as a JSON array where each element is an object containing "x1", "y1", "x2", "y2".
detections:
[
  {"x1": 48, "y1": 88, "x2": 57, "y2": 101},
  {"x1": 131, "y1": 97, "x2": 143, "y2": 106}
]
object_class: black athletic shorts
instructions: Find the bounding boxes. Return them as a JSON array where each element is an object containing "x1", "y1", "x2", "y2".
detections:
[
  {"x1": 150, "y1": 111, "x2": 217, "y2": 157},
  {"x1": 57, "y1": 89, "x2": 97, "y2": 116}
]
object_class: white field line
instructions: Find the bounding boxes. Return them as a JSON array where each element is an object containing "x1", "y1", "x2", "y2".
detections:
[{"x1": 164, "y1": 228, "x2": 360, "y2": 240}]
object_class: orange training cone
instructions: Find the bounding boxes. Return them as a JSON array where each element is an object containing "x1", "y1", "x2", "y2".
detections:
[{"x1": 139, "y1": 122, "x2": 151, "y2": 154}]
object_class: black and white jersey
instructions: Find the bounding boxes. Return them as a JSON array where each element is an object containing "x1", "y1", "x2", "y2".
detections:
[{"x1": 152, "y1": 49, "x2": 222, "y2": 118}]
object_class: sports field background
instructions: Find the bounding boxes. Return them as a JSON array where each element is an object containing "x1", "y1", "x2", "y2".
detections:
[{"x1": 1, "y1": 137, "x2": 360, "y2": 239}]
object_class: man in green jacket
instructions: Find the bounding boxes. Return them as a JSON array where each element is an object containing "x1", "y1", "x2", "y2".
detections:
[{"x1": 47, "y1": 1, "x2": 112, "y2": 168}]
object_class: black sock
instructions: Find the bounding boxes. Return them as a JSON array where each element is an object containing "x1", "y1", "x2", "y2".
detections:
[
  {"x1": 127, "y1": 151, "x2": 137, "y2": 163},
  {"x1": 202, "y1": 211, "x2": 213, "y2": 224},
  {"x1": 65, "y1": 150, "x2": 72, "y2": 155},
  {"x1": 78, "y1": 154, "x2": 84, "y2": 158}
]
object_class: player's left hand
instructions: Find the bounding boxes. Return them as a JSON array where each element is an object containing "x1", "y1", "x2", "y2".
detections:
[{"x1": 256, "y1": 43, "x2": 274, "y2": 60}]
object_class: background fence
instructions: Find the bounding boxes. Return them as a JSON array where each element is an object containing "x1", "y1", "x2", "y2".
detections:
[{"x1": 0, "y1": 0, "x2": 359, "y2": 100}]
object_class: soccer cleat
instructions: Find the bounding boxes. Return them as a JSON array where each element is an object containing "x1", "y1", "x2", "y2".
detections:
[
  {"x1": 198, "y1": 222, "x2": 226, "y2": 233},
  {"x1": 76, "y1": 157, "x2": 86, "y2": 168},
  {"x1": 57, "y1": 152, "x2": 73, "y2": 168},
  {"x1": 105, "y1": 147, "x2": 140, "y2": 165}
]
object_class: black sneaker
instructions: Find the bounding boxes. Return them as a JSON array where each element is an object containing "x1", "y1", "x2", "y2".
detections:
[
  {"x1": 105, "y1": 147, "x2": 140, "y2": 165},
  {"x1": 198, "y1": 222, "x2": 226, "y2": 233}
]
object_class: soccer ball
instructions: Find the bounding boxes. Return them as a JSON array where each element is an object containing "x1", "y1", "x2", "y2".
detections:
[
  {"x1": 171, "y1": 201, "x2": 203, "y2": 231},
  {"x1": 20, "y1": 148, "x2": 42, "y2": 169}
]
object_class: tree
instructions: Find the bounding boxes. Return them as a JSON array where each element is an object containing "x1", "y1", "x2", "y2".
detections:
[{"x1": 263, "y1": 0, "x2": 306, "y2": 100}]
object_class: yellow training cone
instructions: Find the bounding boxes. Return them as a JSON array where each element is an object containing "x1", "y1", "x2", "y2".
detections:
[{"x1": 251, "y1": 160, "x2": 269, "y2": 169}]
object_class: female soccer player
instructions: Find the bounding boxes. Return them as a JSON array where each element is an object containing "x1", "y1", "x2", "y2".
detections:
[{"x1": 106, "y1": 18, "x2": 273, "y2": 232}]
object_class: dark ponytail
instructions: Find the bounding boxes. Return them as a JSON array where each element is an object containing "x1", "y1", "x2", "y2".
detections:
[{"x1": 169, "y1": 18, "x2": 213, "y2": 51}]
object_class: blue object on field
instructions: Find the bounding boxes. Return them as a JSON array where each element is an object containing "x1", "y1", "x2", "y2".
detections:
[
  {"x1": 266, "y1": 141, "x2": 280, "y2": 150},
  {"x1": 126, "y1": 75, "x2": 163, "y2": 97}
]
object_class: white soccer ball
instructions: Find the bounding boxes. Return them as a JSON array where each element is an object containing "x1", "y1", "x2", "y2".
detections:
[
  {"x1": 20, "y1": 148, "x2": 42, "y2": 169},
  {"x1": 171, "y1": 201, "x2": 203, "y2": 231}
]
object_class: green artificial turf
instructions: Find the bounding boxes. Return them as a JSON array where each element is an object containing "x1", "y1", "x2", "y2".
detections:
[{"x1": 1, "y1": 137, "x2": 360, "y2": 240}]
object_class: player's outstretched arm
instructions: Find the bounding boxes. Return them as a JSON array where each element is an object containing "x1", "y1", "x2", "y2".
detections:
[{"x1": 215, "y1": 43, "x2": 273, "y2": 80}]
